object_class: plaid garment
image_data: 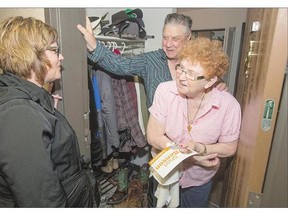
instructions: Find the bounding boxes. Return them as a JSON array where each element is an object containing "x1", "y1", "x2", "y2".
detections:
[{"x1": 111, "y1": 78, "x2": 147, "y2": 152}]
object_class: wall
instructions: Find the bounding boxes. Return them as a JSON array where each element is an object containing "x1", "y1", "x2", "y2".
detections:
[
  {"x1": 178, "y1": 8, "x2": 247, "y2": 30},
  {"x1": 0, "y1": 8, "x2": 45, "y2": 20}
]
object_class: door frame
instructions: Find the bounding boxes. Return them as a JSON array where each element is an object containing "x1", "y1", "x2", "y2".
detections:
[{"x1": 45, "y1": 8, "x2": 91, "y2": 156}]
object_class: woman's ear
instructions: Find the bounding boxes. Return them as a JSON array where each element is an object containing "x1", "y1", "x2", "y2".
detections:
[{"x1": 204, "y1": 76, "x2": 218, "y2": 89}]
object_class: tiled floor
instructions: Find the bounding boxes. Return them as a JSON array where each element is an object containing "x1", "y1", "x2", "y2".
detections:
[{"x1": 96, "y1": 171, "x2": 118, "y2": 208}]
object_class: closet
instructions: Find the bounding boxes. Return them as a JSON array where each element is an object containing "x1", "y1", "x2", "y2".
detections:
[
  {"x1": 87, "y1": 29, "x2": 152, "y2": 208},
  {"x1": 89, "y1": 35, "x2": 149, "y2": 163},
  {"x1": 95, "y1": 35, "x2": 149, "y2": 136}
]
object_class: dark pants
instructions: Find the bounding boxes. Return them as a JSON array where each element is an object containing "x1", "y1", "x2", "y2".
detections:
[{"x1": 180, "y1": 180, "x2": 213, "y2": 208}]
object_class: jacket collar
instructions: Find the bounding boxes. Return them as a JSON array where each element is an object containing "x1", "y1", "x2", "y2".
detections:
[
  {"x1": 0, "y1": 72, "x2": 55, "y2": 114},
  {"x1": 159, "y1": 49, "x2": 168, "y2": 61}
]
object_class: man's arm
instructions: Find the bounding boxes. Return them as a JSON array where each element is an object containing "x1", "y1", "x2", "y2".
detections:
[{"x1": 77, "y1": 17, "x2": 147, "y2": 78}]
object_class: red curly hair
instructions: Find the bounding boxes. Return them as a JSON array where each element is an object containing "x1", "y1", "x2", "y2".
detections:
[{"x1": 179, "y1": 37, "x2": 229, "y2": 79}]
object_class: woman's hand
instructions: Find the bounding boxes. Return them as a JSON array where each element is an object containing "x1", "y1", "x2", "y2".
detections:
[
  {"x1": 52, "y1": 94, "x2": 62, "y2": 109},
  {"x1": 77, "y1": 16, "x2": 97, "y2": 52},
  {"x1": 179, "y1": 141, "x2": 195, "y2": 153},
  {"x1": 191, "y1": 153, "x2": 220, "y2": 168},
  {"x1": 179, "y1": 141, "x2": 204, "y2": 154},
  {"x1": 180, "y1": 141, "x2": 219, "y2": 167}
]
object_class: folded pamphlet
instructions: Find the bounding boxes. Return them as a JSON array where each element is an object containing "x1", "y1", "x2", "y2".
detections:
[{"x1": 149, "y1": 146, "x2": 199, "y2": 179}]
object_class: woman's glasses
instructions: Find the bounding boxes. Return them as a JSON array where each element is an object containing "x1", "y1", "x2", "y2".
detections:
[
  {"x1": 46, "y1": 46, "x2": 60, "y2": 57},
  {"x1": 175, "y1": 64, "x2": 206, "y2": 81}
]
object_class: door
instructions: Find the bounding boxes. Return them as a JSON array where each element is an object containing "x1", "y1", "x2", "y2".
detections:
[{"x1": 223, "y1": 8, "x2": 287, "y2": 207}]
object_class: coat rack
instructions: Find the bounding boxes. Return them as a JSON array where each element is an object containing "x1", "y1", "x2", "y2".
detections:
[{"x1": 96, "y1": 35, "x2": 145, "y2": 55}]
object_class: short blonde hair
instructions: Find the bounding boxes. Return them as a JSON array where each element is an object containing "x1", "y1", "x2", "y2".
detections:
[
  {"x1": 0, "y1": 16, "x2": 58, "y2": 84},
  {"x1": 179, "y1": 37, "x2": 229, "y2": 79}
]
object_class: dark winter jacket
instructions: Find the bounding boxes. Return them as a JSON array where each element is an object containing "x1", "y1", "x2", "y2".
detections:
[{"x1": 0, "y1": 72, "x2": 93, "y2": 207}]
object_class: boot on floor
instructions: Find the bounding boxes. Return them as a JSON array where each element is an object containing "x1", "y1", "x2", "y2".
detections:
[
  {"x1": 106, "y1": 167, "x2": 129, "y2": 205},
  {"x1": 139, "y1": 163, "x2": 150, "y2": 194},
  {"x1": 101, "y1": 158, "x2": 113, "y2": 173},
  {"x1": 111, "y1": 157, "x2": 119, "y2": 170}
]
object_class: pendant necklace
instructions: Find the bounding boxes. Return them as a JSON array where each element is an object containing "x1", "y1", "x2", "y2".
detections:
[{"x1": 187, "y1": 93, "x2": 205, "y2": 132}]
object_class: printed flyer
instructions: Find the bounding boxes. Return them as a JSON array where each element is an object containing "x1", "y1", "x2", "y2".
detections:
[{"x1": 149, "y1": 146, "x2": 199, "y2": 179}]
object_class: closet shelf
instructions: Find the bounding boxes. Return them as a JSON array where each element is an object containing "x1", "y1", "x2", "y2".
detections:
[{"x1": 95, "y1": 35, "x2": 146, "y2": 44}]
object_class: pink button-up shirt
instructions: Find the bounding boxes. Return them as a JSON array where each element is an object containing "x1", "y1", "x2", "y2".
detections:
[{"x1": 149, "y1": 81, "x2": 241, "y2": 188}]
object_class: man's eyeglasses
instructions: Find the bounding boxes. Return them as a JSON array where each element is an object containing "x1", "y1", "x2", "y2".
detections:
[
  {"x1": 175, "y1": 64, "x2": 206, "y2": 81},
  {"x1": 46, "y1": 46, "x2": 60, "y2": 57}
]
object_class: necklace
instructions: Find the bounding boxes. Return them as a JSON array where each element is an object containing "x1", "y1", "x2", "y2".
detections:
[{"x1": 187, "y1": 93, "x2": 205, "y2": 132}]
